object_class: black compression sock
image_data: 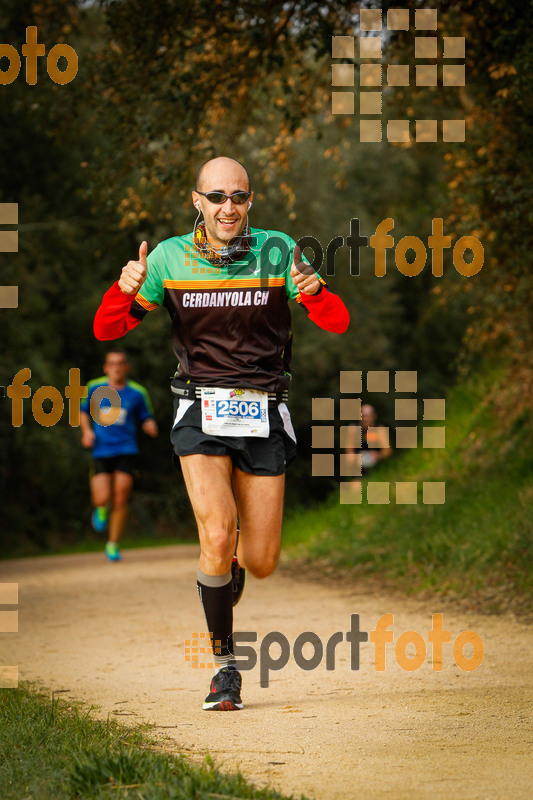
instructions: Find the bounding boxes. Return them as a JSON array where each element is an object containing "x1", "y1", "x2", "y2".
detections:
[{"x1": 196, "y1": 569, "x2": 234, "y2": 666}]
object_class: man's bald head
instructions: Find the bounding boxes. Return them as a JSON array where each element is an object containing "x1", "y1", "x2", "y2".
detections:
[{"x1": 195, "y1": 157, "x2": 251, "y2": 192}]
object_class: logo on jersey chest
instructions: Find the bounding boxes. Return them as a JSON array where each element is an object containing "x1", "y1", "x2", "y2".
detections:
[{"x1": 182, "y1": 289, "x2": 269, "y2": 309}]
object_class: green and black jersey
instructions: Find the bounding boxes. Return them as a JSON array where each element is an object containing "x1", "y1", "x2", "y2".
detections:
[{"x1": 129, "y1": 228, "x2": 305, "y2": 393}]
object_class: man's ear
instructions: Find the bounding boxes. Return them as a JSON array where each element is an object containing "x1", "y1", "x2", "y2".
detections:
[{"x1": 192, "y1": 191, "x2": 200, "y2": 210}]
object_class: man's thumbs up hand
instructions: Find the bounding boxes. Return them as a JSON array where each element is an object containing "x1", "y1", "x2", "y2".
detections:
[
  {"x1": 290, "y1": 244, "x2": 321, "y2": 296},
  {"x1": 138, "y1": 241, "x2": 148, "y2": 267},
  {"x1": 119, "y1": 240, "x2": 149, "y2": 295}
]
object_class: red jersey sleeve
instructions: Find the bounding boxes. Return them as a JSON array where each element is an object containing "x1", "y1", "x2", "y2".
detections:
[
  {"x1": 93, "y1": 281, "x2": 142, "y2": 341},
  {"x1": 298, "y1": 286, "x2": 350, "y2": 334}
]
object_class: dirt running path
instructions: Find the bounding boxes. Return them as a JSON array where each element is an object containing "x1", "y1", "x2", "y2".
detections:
[{"x1": 1, "y1": 545, "x2": 531, "y2": 799}]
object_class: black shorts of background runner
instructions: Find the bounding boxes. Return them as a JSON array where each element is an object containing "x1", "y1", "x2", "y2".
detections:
[
  {"x1": 91, "y1": 454, "x2": 140, "y2": 478},
  {"x1": 170, "y1": 397, "x2": 297, "y2": 476}
]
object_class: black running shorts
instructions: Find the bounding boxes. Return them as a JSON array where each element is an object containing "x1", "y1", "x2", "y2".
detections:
[
  {"x1": 92, "y1": 454, "x2": 139, "y2": 478},
  {"x1": 170, "y1": 397, "x2": 297, "y2": 476}
]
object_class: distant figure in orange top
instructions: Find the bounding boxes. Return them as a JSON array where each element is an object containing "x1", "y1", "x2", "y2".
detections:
[{"x1": 345, "y1": 404, "x2": 392, "y2": 489}]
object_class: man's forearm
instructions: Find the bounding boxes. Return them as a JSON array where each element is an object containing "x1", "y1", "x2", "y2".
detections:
[{"x1": 80, "y1": 410, "x2": 92, "y2": 434}]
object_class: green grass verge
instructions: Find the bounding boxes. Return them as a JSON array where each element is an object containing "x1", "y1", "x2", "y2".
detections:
[
  {"x1": 282, "y1": 366, "x2": 533, "y2": 613},
  {"x1": 0, "y1": 684, "x2": 308, "y2": 800}
]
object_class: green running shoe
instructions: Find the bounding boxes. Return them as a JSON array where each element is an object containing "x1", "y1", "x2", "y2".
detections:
[
  {"x1": 91, "y1": 506, "x2": 109, "y2": 534},
  {"x1": 105, "y1": 542, "x2": 122, "y2": 562}
]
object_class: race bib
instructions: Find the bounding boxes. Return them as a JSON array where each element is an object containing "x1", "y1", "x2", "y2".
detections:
[
  {"x1": 200, "y1": 387, "x2": 270, "y2": 438},
  {"x1": 115, "y1": 407, "x2": 128, "y2": 426}
]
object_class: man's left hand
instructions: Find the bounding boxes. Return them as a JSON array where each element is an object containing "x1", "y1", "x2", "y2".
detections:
[
  {"x1": 290, "y1": 245, "x2": 321, "y2": 296},
  {"x1": 142, "y1": 418, "x2": 159, "y2": 438}
]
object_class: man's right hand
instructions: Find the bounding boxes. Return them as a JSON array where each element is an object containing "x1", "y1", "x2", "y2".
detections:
[
  {"x1": 118, "y1": 241, "x2": 148, "y2": 295},
  {"x1": 81, "y1": 430, "x2": 95, "y2": 449}
]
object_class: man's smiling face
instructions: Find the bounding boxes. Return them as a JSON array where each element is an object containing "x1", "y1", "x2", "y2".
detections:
[
  {"x1": 103, "y1": 351, "x2": 129, "y2": 387},
  {"x1": 192, "y1": 157, "x2": 252, "y2": 249}
]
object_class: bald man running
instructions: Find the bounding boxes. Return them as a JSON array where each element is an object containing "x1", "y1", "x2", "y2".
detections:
[{"x1": 93, "y1": 156, "x2": 349, "y2": 710}]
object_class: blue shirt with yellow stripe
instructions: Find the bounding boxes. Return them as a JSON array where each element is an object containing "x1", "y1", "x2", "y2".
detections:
[{"x1": 81, "y1": 378, "x2": 153, "y2": 458}]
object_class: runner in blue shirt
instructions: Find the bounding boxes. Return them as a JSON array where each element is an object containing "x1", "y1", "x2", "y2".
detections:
[{"x1": 80, "y1": 347, "x2": 158, "y2": 560}]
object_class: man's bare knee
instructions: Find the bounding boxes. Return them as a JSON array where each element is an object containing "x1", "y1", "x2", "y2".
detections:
[
  {"x1": 247, "y1": 555, "x2": 278, "y2": 579},
  {"x1": 203, "y1": 526, "x2": 234, "y2": 552},
  {"x1": 200, "y1": 523, "x2": 236, "y2": 568}
]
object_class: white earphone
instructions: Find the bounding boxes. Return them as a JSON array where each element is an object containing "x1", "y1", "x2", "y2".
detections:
[{"x1": 248, "y1": 201, "x2": 253, "y2": 209}]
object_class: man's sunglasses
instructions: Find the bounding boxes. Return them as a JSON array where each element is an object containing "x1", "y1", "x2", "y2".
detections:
[{"x1": 196, "y1": 191, "x2": 251, "y2": 205}]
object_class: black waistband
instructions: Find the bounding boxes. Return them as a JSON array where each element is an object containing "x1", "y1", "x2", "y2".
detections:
[{"x1": 170, "y1": 379, "x2": 288, "y2": 405}]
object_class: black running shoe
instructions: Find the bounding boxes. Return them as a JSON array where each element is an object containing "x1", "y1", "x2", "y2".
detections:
[
  {"x1": 231, "y1": 556, "x2": 246, "y2": 606},
  {"x1": 203, "y1": 666, "x2": 243, "y2": 711}
]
